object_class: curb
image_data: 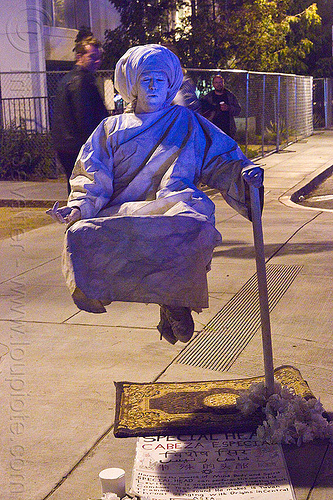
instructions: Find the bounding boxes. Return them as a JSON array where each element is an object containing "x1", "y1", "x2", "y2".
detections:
[
  {"x1": 290, "y1": 164, "x2": 333, "y2": 204},
  {"x1": 0, "y1": 199, "x2": 67, "y2": 208},
  {"x1": 279, "y1": 163, "x2": 333, "y2": 212}
]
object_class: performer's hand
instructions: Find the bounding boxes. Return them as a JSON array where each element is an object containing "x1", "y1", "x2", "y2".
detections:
[
  {"x1": 46, "y1": 202, "x2": 81, "y2": 224},
  {"x1": 242, "y1": 167, "x2": 263, "y2": 188}
]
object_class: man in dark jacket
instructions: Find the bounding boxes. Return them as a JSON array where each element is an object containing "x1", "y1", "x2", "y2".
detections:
[
  {"x1": 52, "y1": 36, "x2": 109, "y2": 193},
  {"x1": 200, "y1": 74, "x2": 241, "y2": 139}
]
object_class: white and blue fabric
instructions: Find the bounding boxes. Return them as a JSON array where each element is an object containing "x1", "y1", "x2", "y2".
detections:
[{"x1": 63, "y1": 45, "x2": 255, "y2": 313}]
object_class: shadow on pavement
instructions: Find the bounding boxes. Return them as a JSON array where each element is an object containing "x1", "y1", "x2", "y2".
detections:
[{"x1": 213, "y1": 241, "x2": 333, "y2": 259}]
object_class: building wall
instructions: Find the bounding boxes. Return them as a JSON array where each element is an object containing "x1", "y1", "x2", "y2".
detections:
[
  {"x1": 0, "y1": 0, "x2": 49, "y2": 131},
  {"x1": 44, "y1": 0, "x2": 120, "y2": 64},
  {"x1": 0, "y1": 0, "x2": 120, "y2": 71},
  {"x1": 90, "y1": 0, "x2": 120, "y2": 42},
  {"x1": 0, "y1": 0, "x2": 47, "y2": 72},
  {"x1": 0, "y1": 0, "x2": 119, "y2": 130},
  {"x1": 43, "y1": 26, "x2": 77, "y2": 63}
]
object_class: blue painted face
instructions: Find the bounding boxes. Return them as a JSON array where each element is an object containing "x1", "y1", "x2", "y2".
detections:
[{"x1": 136, "y1": 70, "x2": 170, "y2": 113}]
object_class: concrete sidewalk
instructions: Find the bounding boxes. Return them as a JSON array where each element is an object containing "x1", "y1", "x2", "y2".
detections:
[
  {"x1": 0, "y1": 130, "x2": 332, "y2": 500},
  {"x1": 0, "y1": 178, "x2": 68, "y2": 206}
]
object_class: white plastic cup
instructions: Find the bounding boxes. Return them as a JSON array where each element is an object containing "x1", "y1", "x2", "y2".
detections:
[{"x1": 99, "y1": 468, "x2": 126, "y2": 498}]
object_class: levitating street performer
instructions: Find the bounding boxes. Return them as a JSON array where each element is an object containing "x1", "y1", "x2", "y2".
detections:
[{"x1": 47, "y1": 44, "x2": 263, "y2": 345}]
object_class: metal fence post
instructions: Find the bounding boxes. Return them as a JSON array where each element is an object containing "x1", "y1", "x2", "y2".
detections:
[
  {"x1": 323, "y1": 78, "x2": 328, "y2": 129},
  {"x1": 323, "y1": 78, "x2": 333, "y2": 129},
  {"x1": 328, "y1": 79, "x2": 333, "y2": 128},
  {"x1": 285, "y1": 77, "x2": 289, "y2": 144},
  {"x1": 295, "y1": 76, "x2": 298, "y2": 140},
  {"x1": 261, "y1": 74, "x2": 266, "y2": 157},
  {"x1": 245, "y1": 72, "x2": 249, "y2": 157},
  {"x1": 276, "y1": 75, "x2": 281, "y2": 152}
]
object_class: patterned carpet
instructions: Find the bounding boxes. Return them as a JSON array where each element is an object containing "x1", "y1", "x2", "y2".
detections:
[{"x1": 114, "y1": 365, "x2": 314, "y2": 437}]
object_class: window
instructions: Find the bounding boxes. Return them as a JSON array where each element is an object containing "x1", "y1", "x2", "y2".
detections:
[{"x1": 43, "y1": 0, "x2": 90, "y2": 29}]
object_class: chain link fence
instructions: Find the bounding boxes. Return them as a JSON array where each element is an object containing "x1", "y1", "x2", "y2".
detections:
[
  {"x1": 191, "y1": 69, "x2": 313, "y2": 158},
  {"x1": 0, "y1": 68, "x2": 315, "y2": 180}
]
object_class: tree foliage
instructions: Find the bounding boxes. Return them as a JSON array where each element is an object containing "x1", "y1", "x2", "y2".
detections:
[
  {"x1": 103, "y1": 0, "x2": 322, "y2": 74},
  {"x1": 103, "y1": 0, "x2": 184, "y2": 69},
  {"x1": 217, "y1": 0, "x2": 321, "y2": 73},
  {"x1": 304, "y1": 0, "x2": 333, "y2": 76}
]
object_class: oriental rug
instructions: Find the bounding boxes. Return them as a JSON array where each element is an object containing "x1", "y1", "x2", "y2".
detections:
[{"x1": 114, "y1": 365, "x2": 314, "y2": 438}]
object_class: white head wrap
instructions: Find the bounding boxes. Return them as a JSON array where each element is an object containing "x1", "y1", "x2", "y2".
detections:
[{"x1": 114, "y1": 44, "x2": 183, "y2": 107}]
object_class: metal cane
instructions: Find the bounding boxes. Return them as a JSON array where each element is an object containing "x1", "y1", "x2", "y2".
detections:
[{"x1": 249, "y1": 184, "x2": 275, "y2": 395}]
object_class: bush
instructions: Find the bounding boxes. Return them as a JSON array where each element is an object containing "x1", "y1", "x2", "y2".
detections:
[
  {"x1": 265, "y1": 117, "x2": 295, "y2": 145},
  {"x1": 0, "y1": 123, "x2": 58, "y2": 180}
]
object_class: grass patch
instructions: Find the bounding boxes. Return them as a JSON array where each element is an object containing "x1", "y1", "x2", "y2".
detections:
[{"x1": 0, "y1": 207, "x2": 56, "y2": 240}]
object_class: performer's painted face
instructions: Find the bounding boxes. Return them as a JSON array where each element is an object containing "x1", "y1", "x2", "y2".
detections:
[{"x1": 136, "y1": 71, "x2": 169, "y2": 113}]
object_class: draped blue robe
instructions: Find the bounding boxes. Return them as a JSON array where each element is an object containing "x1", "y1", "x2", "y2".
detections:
[{"x1": 63, "y1": 105, "x2": 254, "y2": 313}]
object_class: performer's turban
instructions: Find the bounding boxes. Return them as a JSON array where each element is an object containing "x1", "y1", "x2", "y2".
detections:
[{"x1": 115, "y1": 44, "x2": 183, "y2": 107}]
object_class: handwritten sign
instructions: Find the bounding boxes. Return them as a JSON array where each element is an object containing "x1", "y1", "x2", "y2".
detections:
[{"x1": 130, "y1": 432, "x2": 295, "y2": 500}]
